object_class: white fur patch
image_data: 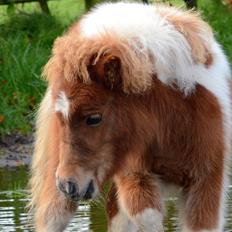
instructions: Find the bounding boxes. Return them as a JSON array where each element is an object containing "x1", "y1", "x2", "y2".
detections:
[
  {"x1": 133, "y1": 208, "x2": 164, "y2": 232},
  {"x1": 80, "y1": 2, "x2": 211, "y2": 95},
  {"x1": 55, "y1": 91, "x2": 70, "y2": 119},
  {"x1": 108, "y1": 209, "x2": 138, "y2": 232}
]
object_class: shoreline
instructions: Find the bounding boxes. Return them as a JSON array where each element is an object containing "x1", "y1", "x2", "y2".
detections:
[{"x1": 0, "y1": 133, "x2": 33, "y2": 168}]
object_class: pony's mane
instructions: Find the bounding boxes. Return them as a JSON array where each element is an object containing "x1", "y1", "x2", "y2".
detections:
[
  {"x1": 28, "y1": 89, "x2": 53, "y2": 214},
  {"x1": 43, "y1": 2, "x2": 216, "y2": 95},
  {"x1": 43, "y1": 33, "x2": 154, "y2": 94}
]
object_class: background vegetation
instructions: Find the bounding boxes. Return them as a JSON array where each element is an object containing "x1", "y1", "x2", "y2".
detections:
[{"x1": 0, "y1": 0, "x2": 231, "y2": 136}]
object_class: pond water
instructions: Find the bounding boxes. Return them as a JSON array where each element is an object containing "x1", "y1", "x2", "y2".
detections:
[{"x1": 0, "y1": 167, "x2": 231, "y2": 232}]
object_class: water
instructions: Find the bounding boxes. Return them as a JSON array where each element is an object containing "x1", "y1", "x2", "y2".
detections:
[{"x1": 0, "y1": 167, "x2": 231, "y2": 232}]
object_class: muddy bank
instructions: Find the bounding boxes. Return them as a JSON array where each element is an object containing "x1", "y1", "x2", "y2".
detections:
[{"x1": 0, "y1": 133, "x2": 33, "y2": 167}]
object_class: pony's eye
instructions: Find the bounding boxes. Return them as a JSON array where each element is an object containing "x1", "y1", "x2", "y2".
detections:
[{"x1": 86, "y1": 114, "x2": 102, "y2": 126}]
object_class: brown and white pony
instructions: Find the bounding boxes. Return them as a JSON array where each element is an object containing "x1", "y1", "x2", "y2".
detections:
[{"x1": 29, "y1": 3, "x2": 232, "y2": 232}]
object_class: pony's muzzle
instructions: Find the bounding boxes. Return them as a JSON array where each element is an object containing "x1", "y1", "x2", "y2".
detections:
[{"x1": 57, "y1": 178, "x2": 95, "y2": 201}]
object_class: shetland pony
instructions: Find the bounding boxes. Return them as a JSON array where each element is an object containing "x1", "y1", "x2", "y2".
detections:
[{"x1": 29, "y1": 3, "x2": 232, "y2": 232}]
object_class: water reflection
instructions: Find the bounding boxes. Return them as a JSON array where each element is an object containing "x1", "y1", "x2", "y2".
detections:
[{"x1": 0, "y1": 167, "x2": 231, "y2": 232}]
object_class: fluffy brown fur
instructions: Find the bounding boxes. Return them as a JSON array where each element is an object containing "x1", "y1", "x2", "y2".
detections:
[
  {"x1": 29, "y1": 4, "x2": 230, "y2": 232},
  {"x1": 43, "y1": 33, "x2": 153, "y2": 94}
]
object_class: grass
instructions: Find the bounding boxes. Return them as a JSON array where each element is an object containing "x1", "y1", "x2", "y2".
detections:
[
  {"x1": 199, "y1": 0, "x2": 232, "y2": 64},
  {"x1": 0, "y1": 14, "x2": 62, "y2": 134},
  {"x1": 0, "y1": 0, "x2": 85, "y2": 135},
  {"x1": 0, "y1": 0, "x2": 231, "y2": 136}
]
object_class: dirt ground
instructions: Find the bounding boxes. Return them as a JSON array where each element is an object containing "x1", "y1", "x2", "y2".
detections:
[{"x1": 0, "y1": 133, "x2": 33, "y2": 167}]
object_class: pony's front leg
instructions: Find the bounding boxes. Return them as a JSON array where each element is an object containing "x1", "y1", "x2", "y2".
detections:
[
  {"x1": 115, "y1": 173, "x2": 164, "y2": 232},
  {"x1": 106, "y1": 184, "x2": 139, "y2": 232}
]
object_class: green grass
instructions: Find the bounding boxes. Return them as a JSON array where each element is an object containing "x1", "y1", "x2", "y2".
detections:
[
  {"x1": 199, "y1": 0, "x2": 232, "y2": 64},
  {"x1": 0, "y1": 0, "x2": 231, "y2": 136},
  {"x1": 0, "y1": 13, "x2": 62, "y2": 134},
  {"x1": 0, "y1": 0, "x2": 85, "y2": 135}
]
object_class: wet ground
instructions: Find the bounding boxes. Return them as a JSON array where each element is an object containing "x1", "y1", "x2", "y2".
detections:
[
  {"x1": 0, "y1": 167, "x2": 231, "y2": 232},
  {"x1": 0, "y1": 133, "x2": 33, "y2": 167}
]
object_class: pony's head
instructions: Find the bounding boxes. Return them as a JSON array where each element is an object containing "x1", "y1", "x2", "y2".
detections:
[
  {"x1": 53, "y1": 80, "x2": 118, "y2": 201},
  {"x1": 44, "y1": 32, "x2": 154, "y2": 201}
]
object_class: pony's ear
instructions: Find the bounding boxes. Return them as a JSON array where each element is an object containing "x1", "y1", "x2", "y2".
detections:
[{"x1": 88, "y1": 54, "x2": 122, "y2": 90}]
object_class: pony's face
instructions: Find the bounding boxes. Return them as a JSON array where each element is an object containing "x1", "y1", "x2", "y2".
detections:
[
  {"x1": 53, "y1": 76, "x2": 129, "y2": 201},
  {"x1": 54, "y1": 82, "x2": 114, "y2": 201},
  {"x1": 45, "y1": 38, "x2": 152, "y2": 202}
]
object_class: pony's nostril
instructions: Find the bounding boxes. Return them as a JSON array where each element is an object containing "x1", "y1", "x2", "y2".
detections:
[
  {"x1": 83, "y1": 180, "x2": 95, "y2": 200},
  {"x1": 66, "y1": 181, "x2": 77, "y2": 196},
  {"x1": 58, "y1": 181, "x2": 65, "y2": 193},
  {"x1": 58, "y1": 179, "x2": 80, "y2": 201}
]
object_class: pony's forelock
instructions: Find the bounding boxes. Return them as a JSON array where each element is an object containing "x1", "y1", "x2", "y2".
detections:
[{"x1": 43, "y1": 33, "x2": 154, "y2": 94}]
